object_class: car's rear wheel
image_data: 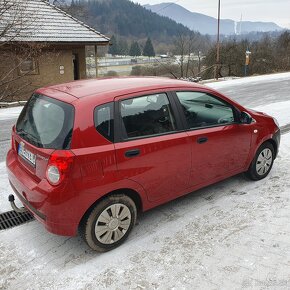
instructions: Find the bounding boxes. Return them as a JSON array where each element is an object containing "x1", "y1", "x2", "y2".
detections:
[
  {"x1": 80, "y1": 194, "x2": 137, "y2": 252},
  {"x1": 246, "y1": 142, "x2": 275, "y2": 180}
]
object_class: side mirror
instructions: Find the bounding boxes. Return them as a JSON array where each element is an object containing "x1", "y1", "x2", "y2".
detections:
[{"x1": 240, "y1": 111, "x2": 253, "y2": 124}]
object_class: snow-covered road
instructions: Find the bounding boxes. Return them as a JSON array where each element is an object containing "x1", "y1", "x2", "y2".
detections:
[
  {"x1": 207, "y1": 72, "x2": 290, "y2": 108},
  {"x1": 1, "y1": 73, "x2": 290, "y2": 289}
]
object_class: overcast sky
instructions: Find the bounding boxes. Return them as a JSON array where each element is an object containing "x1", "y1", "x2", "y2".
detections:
[{"x1": 133, "y1": 0, "x2": 290, "y2": 28}]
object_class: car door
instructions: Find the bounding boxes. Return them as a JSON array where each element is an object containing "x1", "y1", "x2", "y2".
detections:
[
  {"x1": 114, "y1": 91, "x2": 192, "y2": 202},
  {"x1": 174, "y1": 90, "x2": 253, "y2": 187}
]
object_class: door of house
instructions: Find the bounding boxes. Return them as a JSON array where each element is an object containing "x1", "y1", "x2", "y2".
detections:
[{"x1": 72, "y1": 54, "x2": 80, "y2": 80}]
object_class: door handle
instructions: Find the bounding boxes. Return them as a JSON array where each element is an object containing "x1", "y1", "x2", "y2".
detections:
[
  {"x1": 125, "y1": 149, "x2": 140, "y2": 158},
  {"x1": 197, "y1": 137, "x2": 208, "y2": 144}
]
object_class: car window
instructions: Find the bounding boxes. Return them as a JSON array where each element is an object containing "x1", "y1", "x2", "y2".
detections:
[
  {"x1": 120, "y1": 93, "x2": 176, "y2": 139},
  {"x1": 94, "y1": 102, "x2": 114, "y2": 142},
  {"x1": 16, "y1": 94, "x2": 74, "y2": 149},
  {"x1": 176, "y1": 91, "x2": 235, "y2": 129}
]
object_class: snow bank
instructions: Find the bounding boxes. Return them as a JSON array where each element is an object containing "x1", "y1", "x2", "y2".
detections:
[
  {"x1": 253, "y1": 101, "x2": 290, "y2": 127},
  {"x1": 0, "y1": 162, "x2": 24, "y2": 213},
  {"x1": 207, "y1": 72, "x2": 290, "y2": 89},
  {"x1": 0, "y1": 107, "x2": 23, "y2": 121}
]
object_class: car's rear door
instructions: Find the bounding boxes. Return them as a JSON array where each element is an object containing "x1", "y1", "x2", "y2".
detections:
[
  {"x1": 114, "y1": 91, "x2": 191, "y2": 202},
  {"x1": 174, "y1": 90, "x2": 253, "y2": 187}
]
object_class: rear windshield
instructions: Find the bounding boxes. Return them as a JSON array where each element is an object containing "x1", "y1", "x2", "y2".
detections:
[{"x1": 16, "y1": 94, "x2": 74, "y2": 149}]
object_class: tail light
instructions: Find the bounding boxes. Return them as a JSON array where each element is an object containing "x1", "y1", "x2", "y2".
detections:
[{"x1": 46, "y1": 150, "x2": 75, "y2": 186}]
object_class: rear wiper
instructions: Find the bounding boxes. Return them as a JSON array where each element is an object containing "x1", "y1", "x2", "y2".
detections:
[
  {"x1": 16, "y1": 129, "x2": 42, "y2": 147},
  {"x1": 16, "y1": 129, "x2": 29, "y2": 137}
]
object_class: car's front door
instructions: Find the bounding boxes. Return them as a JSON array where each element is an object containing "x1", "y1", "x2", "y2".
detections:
[
  {"x1": 175, "y1": 91, "x2": 253, "y2": 187},
  {"x1": 114, "y1": 92, "x2": 191, "y2": 202}
]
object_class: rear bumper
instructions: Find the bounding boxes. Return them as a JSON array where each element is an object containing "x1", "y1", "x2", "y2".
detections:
[
  {"x1": 6, "y1": 149, "x2": 79, "y2": 236},
  {"x1": 10, "y1": 181, "x2": 46, "y2": 220}
]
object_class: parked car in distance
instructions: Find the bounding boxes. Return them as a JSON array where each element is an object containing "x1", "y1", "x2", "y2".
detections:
[{"x1": 6, "y1": 77, "x2": 280, "y2": 252}]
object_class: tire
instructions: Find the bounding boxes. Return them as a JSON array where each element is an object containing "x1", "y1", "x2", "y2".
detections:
[
  {"x1": 245, "y1": 142, "x2": 275, "y2": 181},
  {"x1": 80, "y1": 194, "x2": 137, "y2": 252}
]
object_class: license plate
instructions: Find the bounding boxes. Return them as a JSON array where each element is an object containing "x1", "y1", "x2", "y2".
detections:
[{"x1": 18, "y1": 142, "x2": 36, "y2": 167}]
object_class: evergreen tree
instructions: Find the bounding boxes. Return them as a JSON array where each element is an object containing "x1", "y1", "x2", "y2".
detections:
[
  {"x1": 118, "y1": 39, "x2": 129, "y2": 55},
  {"x1": 108, "y1": 35, "x2": 118, "y2": 56},
  {"x1": 143, "y1": 37, "x2": 155, "y2": 57},
  {"x1": 129, "y1": 41, "x2": 141, "y2": 56},
  {"x1": 65, "y1": 0, "x2": 211, "y2": 53}
]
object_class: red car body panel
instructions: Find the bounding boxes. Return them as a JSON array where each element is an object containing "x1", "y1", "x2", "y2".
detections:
[{"x1": 6, "y1": 77, "x2": 280, "y2": 236}]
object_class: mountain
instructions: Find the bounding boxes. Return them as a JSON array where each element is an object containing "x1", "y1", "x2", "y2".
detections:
[
  {"x1": 144, "y1": 3, "x2": 283, "y2": 35},
  {"x1": 63, "y1": 0, "x2": 190, "y2": 38},
  {"x1": 61, "y1": 0, "x2": 211, "y2": 51}
]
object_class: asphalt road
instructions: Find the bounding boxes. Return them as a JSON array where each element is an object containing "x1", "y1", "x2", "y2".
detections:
[
  {"x1": 213, "y1": 77, "x2": 290, "y2": 108},
  {"x1": 0, "y1": 76, "x2": 289, "y2": 162}
]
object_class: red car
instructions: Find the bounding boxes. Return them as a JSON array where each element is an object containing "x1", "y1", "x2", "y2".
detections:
[{"x1": 6, "y1": 77, "x2": 280, "y2": 252}]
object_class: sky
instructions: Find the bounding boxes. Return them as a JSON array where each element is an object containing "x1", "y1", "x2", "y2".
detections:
[{"x1": 133, "y1": 0, "x2": 290, "y2": 29}]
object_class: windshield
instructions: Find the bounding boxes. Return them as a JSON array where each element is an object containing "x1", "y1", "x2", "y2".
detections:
[{"x1": 16, "y1": 94, "x2": 74, "y2": 149}]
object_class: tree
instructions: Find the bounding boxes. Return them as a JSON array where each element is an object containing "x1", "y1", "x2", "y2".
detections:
[
  {"x1": 250, "y1": 35, "x2": 276, "y2": 75},
  {"x1": 276, "y1": 31, "x2": 290, "y2": 70},
  {"x1": 129, "y1": 41, "x2": 141, "y2": 57},
  {"x1": 108, "y1": 35, "x2": 118, "y2": 56},
  {"x1": 118, "y1": 39, "x2": 129, "y2": 56},
  {"x1": 0, "y1": 0, "x2": 46, "y2": 101},
  {"x1": 203, "y1": 39, "x2": 247, "y2": 79},
  {"x1": 173, "y1": 32, "x2": 200, "y2": 78},
  {"x1": 143, "y1": 37, "x2": 155, "y2": 57}
]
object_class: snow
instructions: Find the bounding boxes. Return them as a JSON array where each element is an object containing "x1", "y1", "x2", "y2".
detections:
[
  {"x1": 253, "y1": 101, "x2": 290, "y2": 127},
  {"x1": 1, "y1": 76, "x2": 290, "y2": 289},
  {"x1": 207, "y1": 71, "x2": 290, "y2": 89},
  {"x1": 0, "y1": 107, "x2": 23, "y2": 121},
  {"x1": 1, "y1": 133, "x2": 290, "y2": 288}
]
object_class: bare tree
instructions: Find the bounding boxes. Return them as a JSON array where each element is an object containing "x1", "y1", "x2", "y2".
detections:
[
  {"x1": 174, "y1": 32, "x2": 201, "y2": 78},
  {"x1": 0, "y1": 0, "x2": 34, "y2": 45},
  {"x1": 0, "y1": 0, "x2": 46, "y2": 101},
  {"x1": 276, "y1": 31, "x2": 290, "y2": 71}
]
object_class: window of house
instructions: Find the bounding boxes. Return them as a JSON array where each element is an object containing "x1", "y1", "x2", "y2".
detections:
[
  {"x1": 176, "y1": 91, "x2": 235, "y2": 129},
  {"x1": 120, "y1": 93, "x2": 176, "y2": 139},
  {"x1": 18, "y1": 57, "x2": 39, "y2": 75},
  {"x1": 94, "y1": 102, "x2": 114, "y2": 142}
]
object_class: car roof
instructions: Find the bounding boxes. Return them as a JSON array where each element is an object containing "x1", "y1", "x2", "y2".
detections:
[{"x1": 37, "y1": 77, "x2": 207, "y2": 101}]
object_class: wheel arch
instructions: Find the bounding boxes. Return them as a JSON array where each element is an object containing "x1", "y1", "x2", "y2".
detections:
[
  {"x1": 78, "y1": 188, "x2": 143, "y2": 231},
  {"x1": 266, "y1": 138, "x2": 278, "y2": 159},
  {"x1": 252, "y1": 135, "x2": 279, "y2": 162}
]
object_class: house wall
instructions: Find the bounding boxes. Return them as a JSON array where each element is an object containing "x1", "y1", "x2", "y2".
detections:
[
  {"x1": 34, "y1": 49, "x2": 74, "y2": 88},
  {"x1": 0, "y1": 45, "x2": 101, "y2": 101}
]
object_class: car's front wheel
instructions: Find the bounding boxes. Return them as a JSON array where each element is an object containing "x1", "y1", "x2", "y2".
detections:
[
  {"x1": 80, "y1": 194, "x2": 137, "y2": 252},
  {"x1": 246, "y1": 141, "x2": 275, "y2": 180}
]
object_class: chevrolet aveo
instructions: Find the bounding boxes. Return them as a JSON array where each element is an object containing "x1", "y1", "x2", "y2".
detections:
[{"x1": 6, "y1": 77, "x2": 280, "y2": 252}]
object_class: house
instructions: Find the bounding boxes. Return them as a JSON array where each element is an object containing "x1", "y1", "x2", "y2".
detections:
[{"x1": 0, "y1": 0, "x2": 110, "y2": 100}]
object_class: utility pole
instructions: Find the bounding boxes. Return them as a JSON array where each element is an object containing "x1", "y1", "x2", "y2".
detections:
[{"x1": 215, "y1": 0, "x2": 221, "y2": 80}]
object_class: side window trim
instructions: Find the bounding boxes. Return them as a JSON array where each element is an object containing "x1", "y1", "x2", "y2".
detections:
[
  {"x1": 172, "y1": 90, "x2": 240, "y2": 130},
  {"x1": 114, "y1": 91, "x2": 184, "y2": 143},
  {"x1": 94, "y1": 102, "x2": 114, "y2": 142}
]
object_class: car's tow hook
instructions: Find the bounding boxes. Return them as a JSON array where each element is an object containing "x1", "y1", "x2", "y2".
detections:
[{"x1": 8, "y1": 194, "x2": 27, "y2": 213}]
